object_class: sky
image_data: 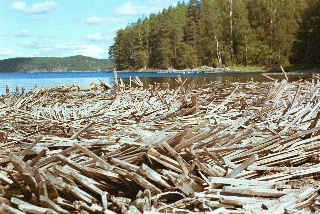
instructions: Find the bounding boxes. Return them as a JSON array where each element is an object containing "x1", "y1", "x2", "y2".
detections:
[{"x1": 0, "y1": 0, "x2": 178, "y2": 60}]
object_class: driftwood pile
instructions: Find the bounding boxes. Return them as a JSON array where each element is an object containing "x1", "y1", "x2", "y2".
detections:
[{"x1": 0, "y1": 77, "x2": 320, "y2": 213}]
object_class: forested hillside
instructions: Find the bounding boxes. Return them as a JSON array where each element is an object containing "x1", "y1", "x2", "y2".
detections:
[
  {"x1": 109, "y1": 0, "x2": 320, "y2": 70},
  {"x1": 0, "y1": 55, "x2": 113, "y2": 72}
]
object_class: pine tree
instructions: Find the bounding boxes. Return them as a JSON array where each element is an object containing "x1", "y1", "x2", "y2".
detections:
[
  {"x1": 199, "y1": 0, "x2": 216, "y2": 66},
  {"x1": 183, "y1": 0, "x2": 201, "y2": 67},
  {"x1": 291, "y1": 0, "x2": 320, "y2": 65},
  {"x1": 246, "y1": 0, "x2": 307, "y2": 66},
  {"x1": 131, "y1": 19, "x2": 150, "y2": 69},
  {"x1": 168, "y1": 3, "x2": 186, "y2": 68},
  {"x1": 229, "y1": 0, "x2": 252, "y2": 65},
  {"x1": 148, "y1": 14, "x2": 162, "y2": 68},
  {"x1": 109, "y1": 29, "x2": 131, "y2": 70}
]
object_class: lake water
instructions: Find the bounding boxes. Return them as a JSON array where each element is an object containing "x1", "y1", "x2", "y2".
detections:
[{"x1": 0, "y1": 71, "x2": 312, "y2": 94}]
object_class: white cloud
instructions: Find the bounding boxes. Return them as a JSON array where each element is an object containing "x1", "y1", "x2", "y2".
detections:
[
  {"x1": 19, "y1": 41, "x2": 33, "y2": 48},
  {"x1": 12, "y1": 1, "x2": 57, "y2": 14},
  {"x1": 19, "y1": 40, "x2": 43, "y2": 48},
  {"x1": 87, "y1": 33, "x2": 104, "y2": 42},
  {"x1": 16, "y1": 37, "x2": 106, "y2": 59},
  {"x1": 12, "y1": 1, "x2": 26, "y2": 11},
  {"x1": 86, "y1": 16, "x2": 103, "y2": 25},
  {"x1": 85, "y1": 16, "x2": 125, "y2": 25},
  {"x1": 14, "y1": 29, "x2": 31, "y2": 37},
  {"x1": 115, "y1": 0, "x2": 176, "y2": 16},
  {"x1": 0, "y1": 30, "x2": 31, "y2": 38},
  {"x1": 0, "y1": 48, "x2": 16, "y2": 58},
  {"x1": 74, "y1": 45, "x2": 105, "y2": 59},
  {"x1": 116, "y1": 2, "x2": 139, "y2": 15},
  {"x1": 115, "y1": 2, "x2": 143, "y2": 15},
  {"x1": 21, "y1": 42, "x2": 105, "y2": 58},
  {"x1": 0, "y1": 32, "x2": 7, "y2": 37}
]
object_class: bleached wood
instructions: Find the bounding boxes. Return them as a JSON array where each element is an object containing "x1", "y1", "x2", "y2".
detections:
[
  {"x1": 222, "y1": 186, "x2": 293, "y2": 197},
  {"x1": 1, "y1": 79, "x2": 320, "y2": 213},
  {"x1": 11, "y1": 197, "x2": 56, "y2": 214},
  {"x1": 209, "y1": 177, "x2": 278, "y2": 187}
]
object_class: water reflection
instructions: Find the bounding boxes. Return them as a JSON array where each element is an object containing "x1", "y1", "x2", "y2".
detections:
[
  {"x1": 126, "y1": 73, "x2": 312, "y2": 89},
  {"x1": 0, "y1": 71, "x2": 313, "y2": 94}
]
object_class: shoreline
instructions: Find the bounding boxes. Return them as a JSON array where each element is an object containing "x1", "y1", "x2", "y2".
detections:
[
  {"x1": 0, "y1": 67, "x2": 319, "y2": 74},
  {"x1": 114, "y1": 67, "x2": 320, "y2": 74}
]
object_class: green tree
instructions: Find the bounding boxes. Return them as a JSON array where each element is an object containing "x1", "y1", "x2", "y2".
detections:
[
  {"x1": 231, "y1": 0, "x2": 252, "y2": 65},
  {"x1": 246, "y1": 0, "x2": 307, "y2": 66},
  {"x1": 199, "y1": 0, "x2": 216, "y2": 66},
  {"x1": 183, "y1": 0, "x2": 201, "y2": 67},
  {"x1": 168, "y1": 3, "x2": 186, "y2": 68},
  {"x1": 176, "y1": 42, "x2": 196, "y2": 69},
  {"x1": 109, "y1": 29, "x2": 131, "y2": 70},
  {"x1": 291, "y1": 0, "x2": 320, "y2": 65},
  {"x1": 109, "y1": 0, "x2": 318, "y2": 70}
]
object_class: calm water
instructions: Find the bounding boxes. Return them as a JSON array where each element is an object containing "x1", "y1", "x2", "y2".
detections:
[{"x1": 0, "y1": 71, "x2": 312, "y2": 94}]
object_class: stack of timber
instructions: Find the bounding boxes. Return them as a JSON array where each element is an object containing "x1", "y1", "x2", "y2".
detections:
[{"x1": 0, "y1": 77, "x2": 320, "y2": 213}]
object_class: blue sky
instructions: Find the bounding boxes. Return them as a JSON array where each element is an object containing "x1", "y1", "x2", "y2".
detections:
[{"x1": 0, "y1": 0, "x2": 178, "y2": 59}]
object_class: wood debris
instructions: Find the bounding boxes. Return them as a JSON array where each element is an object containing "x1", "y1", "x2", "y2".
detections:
[{"x1": 0, "y1": 78, "x2": 320, "y2": 213}]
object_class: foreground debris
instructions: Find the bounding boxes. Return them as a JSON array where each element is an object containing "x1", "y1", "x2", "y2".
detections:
[{"x1": 0, "y1": 78, "x2": 320, "y2": 213}]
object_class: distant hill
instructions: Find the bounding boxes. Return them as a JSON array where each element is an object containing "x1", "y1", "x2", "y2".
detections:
[{"x1": 0, "y1": 55, "x2": 114, "y2": 72}]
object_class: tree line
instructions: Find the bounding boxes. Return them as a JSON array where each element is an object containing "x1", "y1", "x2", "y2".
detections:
[{"x1": 109, "y1": 0, "x2": 320, "y2": 70}]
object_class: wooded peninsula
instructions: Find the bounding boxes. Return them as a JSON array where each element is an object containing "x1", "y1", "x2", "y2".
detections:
[
  {"x1": 0, "y1": 55, "x2": 113, "y2": 73},
  {"x1": 109, "y1": 0, "x2": 320, "y2": 71}
]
